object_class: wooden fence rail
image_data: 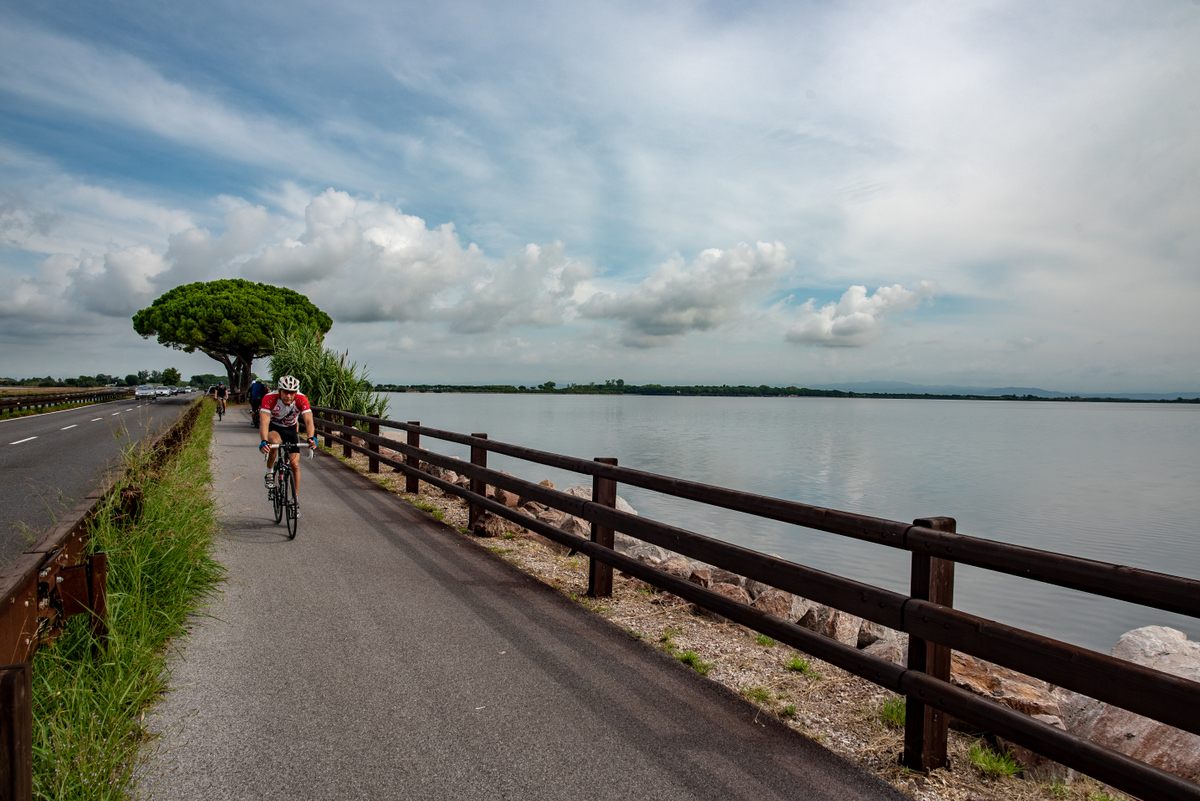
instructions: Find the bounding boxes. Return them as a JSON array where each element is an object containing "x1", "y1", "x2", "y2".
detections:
[{"x1": 314, "y1": 405, "x2": 1200, "y2": 801}]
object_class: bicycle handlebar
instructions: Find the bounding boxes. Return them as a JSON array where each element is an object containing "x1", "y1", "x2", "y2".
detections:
[{"x1": 266, "y1": 443, "x2": 315, "y2": 457}]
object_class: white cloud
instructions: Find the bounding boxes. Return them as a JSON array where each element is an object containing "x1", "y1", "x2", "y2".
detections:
[
  {"x1": 68, "y1": 246, "x2": 168, "y2": 317},
  {"x1": 444, "y1": 242, "x2": 593, "y2": 334},
  {"x1": 785, "y1": 282, "x2": 935, "y2": 348},
  {"x1": 580, "y1": 242, "x2": 791, "y2": 347}
]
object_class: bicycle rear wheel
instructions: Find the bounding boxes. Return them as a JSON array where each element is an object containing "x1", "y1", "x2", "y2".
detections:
[
  {"x1": 285, "y1": 473, "x2": 298, "y2": 540},
  {"x1": 272, "y1": 467, "x2": 285, "y2": 523}
]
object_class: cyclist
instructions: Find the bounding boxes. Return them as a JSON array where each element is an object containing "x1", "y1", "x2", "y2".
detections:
[
  {"x1": 247, "y1": 377, "x2": 268, "y2": 425},
  {"x1": 258, "y1": 375, "x2": 317, "y2": 514},
  {"x1": 211, "y1": 382, "x2": 229, "y2": 417}
]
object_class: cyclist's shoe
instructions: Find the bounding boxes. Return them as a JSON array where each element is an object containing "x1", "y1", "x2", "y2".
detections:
[
  {"x1": 264, "y1": 471, "x2": 275, "y2": 489},
  {"x1": 293, "y1": 505, "x2": 301, "y2": 519}
]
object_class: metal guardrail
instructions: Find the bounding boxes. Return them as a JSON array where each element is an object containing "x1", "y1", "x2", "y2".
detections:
[
  {"x1": 0, "y1": 389, "x2": 133, "y2": 416},
  {"x1": 0, "y1": 399, "x2": 202, "y2": 800},
  {"x1": 314, "y1": 405, "x2": 1200, "y2": 801}
]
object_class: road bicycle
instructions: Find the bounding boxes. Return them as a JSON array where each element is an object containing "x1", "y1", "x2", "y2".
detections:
[
  {"x1": 265, "y1": 442, "x2": 312, "y2": 539},
  {"x1": 213, "y1": 395, "x2": 225, "y2": 421}
]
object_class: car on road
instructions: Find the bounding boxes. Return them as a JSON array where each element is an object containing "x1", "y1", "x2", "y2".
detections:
[
  {"x1": 134, "y1": 385, "x2": 157, "y2": 399},
  {"x1": 154, "y1": 386, "x2": 173, "y2": 397}
]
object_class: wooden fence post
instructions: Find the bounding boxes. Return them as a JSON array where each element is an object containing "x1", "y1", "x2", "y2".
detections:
[
  {"x1": 405, "y1": 423, "x2": 420, "y2": 493},
  {"x1": 342, "y1": 413, "x2": 352, "y2": 458},
  {"x1": 468, "y1": 434, "x2": 488, "y2": 532},
  {"x1": 1, "y1": 662, "x2": 32, "y2": 801},
  {"x1": 588, "y1": 458, "x2": 618, "y2": 598},
  {"x1": 903, "y1": 516, "x2": 956, "y2": 772},
  {"x1": 368, "y1": 420, "x2": 379, "y2": 473}
]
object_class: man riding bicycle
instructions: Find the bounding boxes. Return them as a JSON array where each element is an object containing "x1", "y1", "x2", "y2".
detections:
[
  {"x1": 248, "y1": 377, "x2": 268, "y2": 425},
  {"x1": 258, "y1": 375, "x2": 317, "y2": 514},
  {"x1": 211, "y1": 382, "x2": 229, "y2": 416}
]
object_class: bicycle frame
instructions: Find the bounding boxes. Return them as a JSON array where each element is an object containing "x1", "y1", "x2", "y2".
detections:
[{"x1": 266, "y1": 443, "x2": 312, "y2": 539}]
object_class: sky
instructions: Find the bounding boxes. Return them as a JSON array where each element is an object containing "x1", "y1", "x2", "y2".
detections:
[{"x1": 1, "y1": 1, "x2": 1198, "y2": 393}]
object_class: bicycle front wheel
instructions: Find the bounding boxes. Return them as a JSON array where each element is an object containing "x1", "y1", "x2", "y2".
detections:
[
  {"x1": 285, "y1": 474, "x2": 298, "y2": 540},
  {"x1": 272, "y1": 468, "x2": 284, "y2": 523}
]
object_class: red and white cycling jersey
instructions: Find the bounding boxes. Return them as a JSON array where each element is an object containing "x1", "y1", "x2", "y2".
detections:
[{"x1": 260, "y1": 391, "x2": 312, "y2": 428}]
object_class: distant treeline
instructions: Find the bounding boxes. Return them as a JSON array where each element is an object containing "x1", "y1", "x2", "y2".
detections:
[
  {"x1": 373, "y1": 381, "x2": 1200, "y2": 403},
  {"x1": 2, "y1": 371, "x2": 227, "y2": 388}
]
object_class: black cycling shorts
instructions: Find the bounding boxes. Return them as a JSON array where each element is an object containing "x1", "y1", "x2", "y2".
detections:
[{"x1": 269, "y1": 422, "x2": 300, "y2": 444}]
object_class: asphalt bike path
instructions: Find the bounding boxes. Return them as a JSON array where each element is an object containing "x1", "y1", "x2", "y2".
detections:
[{"x1": 136, "y1": 412, "x2": 909, "y2": 801}]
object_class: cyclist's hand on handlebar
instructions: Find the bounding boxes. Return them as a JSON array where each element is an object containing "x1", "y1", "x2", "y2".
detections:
[
  {"x1": 259, "y1": 439, "x2": 270, "y2": 455},
  {"x1": 307, "y1": 436, "x2": 318, "y2": 450}
]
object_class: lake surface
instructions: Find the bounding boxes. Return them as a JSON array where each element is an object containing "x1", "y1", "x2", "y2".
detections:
[{"x1": 381, "y1": 392, "x2": 1199, "y2": 652}]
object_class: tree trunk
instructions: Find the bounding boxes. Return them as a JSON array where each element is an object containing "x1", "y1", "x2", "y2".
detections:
[{"x1": 200, "y1": 348, "x2": 256, "y2": 401}]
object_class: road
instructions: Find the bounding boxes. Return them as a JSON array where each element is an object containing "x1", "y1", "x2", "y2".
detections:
[
  {"x1": 135, "y1": 418, "x2": 910, "y2": 800},
  {"x1": 0, "y1": 394, "x2": 194, "y2": 566}
]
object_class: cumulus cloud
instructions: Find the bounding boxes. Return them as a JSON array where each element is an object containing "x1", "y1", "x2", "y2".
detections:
[
  {"x1": 580, "y1": 242, "x2": 791, "y2": 347},
  {"x1": 68, "y1": 245, "x2": 167, "y2": 317},
  {"x1": 785, "y1": 282, "x2": 935, "y2": 348},
  {"x1": 444, "y1": 242, "x2": 592, "y2": 334},
  {"x1": 239, "y1": 189, "x2": 482, "y2": 323}
]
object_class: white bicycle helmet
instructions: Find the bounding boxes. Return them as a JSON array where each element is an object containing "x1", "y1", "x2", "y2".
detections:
[{"x1": 278, "y1": 375, "x2": 300, "y2": 392}]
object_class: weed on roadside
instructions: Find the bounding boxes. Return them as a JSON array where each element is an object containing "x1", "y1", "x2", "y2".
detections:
[
  {"x1": 968, "y1": 741, "x2": 1022, "y2": 778},
  {"x1": 677, "y1": 650, "x2": 712, "y2": 676},
  {"x1": 879, "y1": 696, "x2": 905, "y2": 729}
]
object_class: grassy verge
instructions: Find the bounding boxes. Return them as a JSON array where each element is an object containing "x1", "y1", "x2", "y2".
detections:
[{"x1": 30, "y1": 407, "x2": 223, "y2": 800}]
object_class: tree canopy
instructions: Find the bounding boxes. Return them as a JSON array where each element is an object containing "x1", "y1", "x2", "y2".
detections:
[{"x1": 132, "y1": 279, "x2": 332, "y2": 396}]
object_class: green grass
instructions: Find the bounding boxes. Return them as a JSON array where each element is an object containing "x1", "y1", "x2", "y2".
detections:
[
  {"x1": 879, "y1": 696, "x2": 906, "y2": 729},
  {"x1": 677, "y1": 650, "x2": 712, "y2": 676},
  {"x1": 742, "y1": 686, "x2": 772, "y2": 704},
  {"x1": 968, "y1": 741, "x2": 1022, "y2": 778},
  {"x1": 754, "y1": 634, "x2": 775, "y2": 647},
  {"x1": 779, "y1": 703, "x2": 797, "y2": 719},
  {"x1": 1044, "y1": 782, "x2": 1070, "y2": 799},
  {"x1": 785, "y1": 655, "x2": 819, "y2": 677},
  {"x1": 659, "y1": 626, "x2": 681, "y2": 653},
  {"x1": 408, "y1": 499, "x2": 445, "y2": 522},
  {"x1": 30, "y1": 407, "x2": 223, "y2": 800}
]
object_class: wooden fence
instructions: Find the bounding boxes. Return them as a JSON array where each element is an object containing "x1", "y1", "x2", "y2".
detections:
[{"x1": 314, "y1": 405, "x2": 1200, "y2": 801}]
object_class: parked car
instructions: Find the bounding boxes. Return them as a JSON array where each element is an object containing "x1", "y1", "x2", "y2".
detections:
[{"x1": 134, "y1": 385, "x2": 157, "y2": 400}]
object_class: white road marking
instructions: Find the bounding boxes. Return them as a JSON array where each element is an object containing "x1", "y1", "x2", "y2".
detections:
[
  {"x1": 111, "y1": 412, "x2": 121, "y2": 416},
  {"x1": 125, "y1": 407, "x2": 135, "y2": 411},
  {"x1": 61, "y1": 424, "x2": 78, "y2": 430},
  {"x1": 9, "y1": 436, "x2": 37, "y2": 445},
  {"x1": 91, "y1": 418, "x2": 103, "y2": 422}
]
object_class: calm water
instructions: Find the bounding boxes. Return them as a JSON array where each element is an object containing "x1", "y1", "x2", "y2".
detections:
[{"x1": 383, "y1": 393, "x2": 1199, "y2": 652}]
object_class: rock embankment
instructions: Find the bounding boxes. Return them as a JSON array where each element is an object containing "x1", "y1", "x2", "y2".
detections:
[{"x1": 422, "y1": 464, "x2": 1200, "y2": 785}]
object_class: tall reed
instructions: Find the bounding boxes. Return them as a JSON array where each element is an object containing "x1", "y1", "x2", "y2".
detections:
[{"x1": 268, "y1": 327, "x2": 389, "y2": 420}]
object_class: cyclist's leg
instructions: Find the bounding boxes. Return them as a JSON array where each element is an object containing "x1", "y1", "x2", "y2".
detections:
[
  {"x1": 264, "y1": 428, "x2": 284, "y2": 471},
  {"x1": 289, "y1": 449, "x2": 302, "y2": 498}
]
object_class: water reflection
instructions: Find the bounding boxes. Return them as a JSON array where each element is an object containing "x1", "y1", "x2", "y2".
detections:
[{"x1": 386, "y1": 393, "x2": 1199, "y2": 652}]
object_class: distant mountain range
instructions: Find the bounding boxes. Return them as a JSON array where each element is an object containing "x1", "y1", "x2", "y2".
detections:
[{"x1": 806, "y1": 381, "x2": 1200, "y2": 401}]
